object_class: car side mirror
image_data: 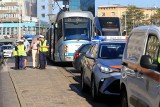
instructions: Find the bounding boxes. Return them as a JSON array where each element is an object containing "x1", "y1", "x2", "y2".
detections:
[{"x1": 140, "y1": 55, "x2": 158, "y2": 70}]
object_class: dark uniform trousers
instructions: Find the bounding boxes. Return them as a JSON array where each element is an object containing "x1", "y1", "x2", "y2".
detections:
[
  {"x1": 19, "y1": 56, "x2": 25, "y2": 69},
  {"x1": 15, "y1": 56, "x2": 19, "y2": 69},
  {"x1": 39, "y1": 52, "x2": 47, "y2": 69}
]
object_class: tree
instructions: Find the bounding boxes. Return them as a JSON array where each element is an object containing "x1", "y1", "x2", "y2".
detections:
[
  {"x1": 121, "y1": 6, "x2": 145, "y2": 35},
  {"x1": 151, "y1": 8, "x2": 160, "y2": 25}
]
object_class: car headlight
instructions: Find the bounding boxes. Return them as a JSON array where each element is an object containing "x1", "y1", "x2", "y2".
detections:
[{"x1": 98, "y1": 64, "x2": 112, "y2": 73}]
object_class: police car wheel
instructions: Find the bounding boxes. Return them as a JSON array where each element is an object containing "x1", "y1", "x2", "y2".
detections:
[
  {"x1": 91, "y1": 77, "x2": 99, "y2": 101},
  {"x1": 81, "y1": 71, "x2": 88, "y2": 92},
  {"x1": 121, "y1": 90, "x2": 128, "y2": 107}
]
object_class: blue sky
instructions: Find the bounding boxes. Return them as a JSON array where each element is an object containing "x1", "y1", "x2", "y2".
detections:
[
  {"x1": 95, "y1": 0, "x2": 160, "y2": 14},
  {"x1": 53, "y1": 0, "x2": 160, "y2": 15}
]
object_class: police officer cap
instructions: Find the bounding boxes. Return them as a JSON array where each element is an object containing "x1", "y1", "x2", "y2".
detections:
[
  {"x1": 39, "y1": 35, "x2": 44, "y2": 38},
  {"x1": 19, "y1": 39, "x2": 24, "y2": 42}
]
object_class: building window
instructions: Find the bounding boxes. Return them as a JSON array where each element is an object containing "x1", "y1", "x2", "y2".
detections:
[
  {"x1": 111, "y1": 12, "x2": 115, "y2": 16},
  {"x1": 41, "y1": 5, "x2": 45, "y2": 10},
  {"x1": 41, "y1": 14, "x2": 45, "y2": 18}
]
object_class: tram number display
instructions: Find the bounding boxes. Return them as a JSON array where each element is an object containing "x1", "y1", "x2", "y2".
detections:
[{"x1": 65, "y1": 17, "x2": 83, "y2": 22}]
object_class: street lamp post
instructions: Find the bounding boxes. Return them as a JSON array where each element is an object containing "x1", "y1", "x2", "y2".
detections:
[{"x1": 124, "y1": 13, "x2": 127, "y2": 36}]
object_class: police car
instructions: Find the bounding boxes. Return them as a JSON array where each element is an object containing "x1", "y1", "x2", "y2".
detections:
[
  {"x1": 2, "y1": 45, "x2": 15, "y2": 58},
  {"x1": 81, "y1": 36, "x2": 127, "y2": 100}
]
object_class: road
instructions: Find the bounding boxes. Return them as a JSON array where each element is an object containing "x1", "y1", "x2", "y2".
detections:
[{"x1": 0, "y1": 56, "x2": 120, "y2": 107}]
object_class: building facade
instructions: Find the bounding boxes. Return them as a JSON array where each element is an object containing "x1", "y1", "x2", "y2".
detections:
[
  {"x1": 37, "y1": 0, "x2": 52, "y2": 23},
  {"x1": 98, "y1": 4, "x2": 156, "y2": 20},
  {"x1": 63, "y1": 0, "x2": 95, "y2": 16},
  {"x1": 0, "y1": 0, "x2": 50, "y2": 38}
]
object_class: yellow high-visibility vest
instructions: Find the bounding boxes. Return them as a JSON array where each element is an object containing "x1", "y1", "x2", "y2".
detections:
[
  {"x1": 17, "y1": 45, "x2": 27, "y2": 56},
  {"x1": 39, "y1": 40, "x2": 48, "y2": 52},
  {"x1": 13, "y1": 50, "x2": 18, "y2": 56}
]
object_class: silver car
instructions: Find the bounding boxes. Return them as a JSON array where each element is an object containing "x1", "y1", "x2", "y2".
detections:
[
  {"x1": 120, "y1": 26, "x2": 160, "y2": 107},
  {"x1": 81, "y1": 41, "x2": 126, "y2": 100}
]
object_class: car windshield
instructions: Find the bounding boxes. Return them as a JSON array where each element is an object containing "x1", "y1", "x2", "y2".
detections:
[
  {"x1": 1, "y1": 46, "x2": 13, "y2": 50},
  {"x1": 99, "y1": 43, "x2": 125, "y2": 59},
  {"x1": 79, "y1": 44, "x2": 92, "y2": 53}
]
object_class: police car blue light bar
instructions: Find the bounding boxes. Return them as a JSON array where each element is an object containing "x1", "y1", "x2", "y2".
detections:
[{"x1": 92, "y1": 36, "x2": 128, "y2": 42}]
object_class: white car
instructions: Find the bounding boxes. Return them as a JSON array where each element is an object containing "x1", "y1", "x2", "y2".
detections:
[{"x1": 2, "y1": 45, "x2": 15, "y2": 58}]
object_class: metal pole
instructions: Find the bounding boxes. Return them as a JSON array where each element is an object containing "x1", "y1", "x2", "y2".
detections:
[{"x1": 124, "y1": 14, "x2": 127, "y2": 35}]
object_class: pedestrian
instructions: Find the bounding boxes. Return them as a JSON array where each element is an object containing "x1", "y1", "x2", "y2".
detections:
[
  {"x1": 14, "y1": 40, "x2": 19, "y2": 70},
  {"x1": 17, "y1": 40, "x2": 27, "y2": 70},
  {"x1": 31, "y1": 37, "x2": 40, "y2": 69},
  {"x1": 38, "y1": 35, "x2": 49, "y2": 69},
  {"x1": 21, "y1": 37, "x2": 30, "y2": 69}
]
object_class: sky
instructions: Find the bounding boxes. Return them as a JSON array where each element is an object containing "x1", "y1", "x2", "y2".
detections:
[
  {"x1": 53, "y1": 0, "x2": 160, "y2": 15},
  {"x1": 95, "y1": 0, "x2": 160, "y2": 14}
]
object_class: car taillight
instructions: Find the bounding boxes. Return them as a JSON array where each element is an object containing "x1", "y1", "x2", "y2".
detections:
[
  {"x1": 74, "y1": 53, "x2": 80, "y2": 59},
  {"x1": 64, "y1": 45, "x2": 68, "y2": 52}
]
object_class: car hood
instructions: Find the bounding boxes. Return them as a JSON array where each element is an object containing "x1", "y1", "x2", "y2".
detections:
[{"x1": 96, "y1": 59, "x2": 122, "y2": 69}]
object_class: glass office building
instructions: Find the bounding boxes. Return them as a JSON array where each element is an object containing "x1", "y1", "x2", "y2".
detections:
[{"x1": 63, "y1": 0, "x2": 95, "y2": 16}]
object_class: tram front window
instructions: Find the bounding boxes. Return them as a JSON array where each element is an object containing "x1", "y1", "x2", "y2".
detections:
[{"x1": 64, "y1": 17, "x2": 91, "y2": 40}]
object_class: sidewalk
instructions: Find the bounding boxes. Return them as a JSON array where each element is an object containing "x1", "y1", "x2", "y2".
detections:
[
  {"x1": 0, "y1": 64, "x2": 20, "y2": 107},
  {"x1": 5, "y1": 62, "x2": 92, "y2": 107}
]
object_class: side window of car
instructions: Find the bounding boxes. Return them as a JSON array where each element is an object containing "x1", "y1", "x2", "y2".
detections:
[
  {"x1": 126, "y1": 32, "x2": 146, "y2": 62},
  {"x1": 145, "y1": 35, "x2": 159, "y2": 64}
]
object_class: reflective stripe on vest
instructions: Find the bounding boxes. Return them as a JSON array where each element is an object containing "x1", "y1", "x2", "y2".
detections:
[
  {"x1": 40, "y1": 40, "x2": 48, "y2": 52},
  {"x1": 17, "y1": 45, "x2": 27, "y2": 56},
  {"x1": 13, "y1": 50, "x2": 18, "y2": 56}
]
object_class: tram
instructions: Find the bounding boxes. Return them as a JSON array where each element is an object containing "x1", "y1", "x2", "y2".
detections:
[
  {"x1": 47, "y1": 11, "x2": 94, "y2": 62},
  {"x1": 94, "y1": 17, "x2": 122, "y2": 36}
]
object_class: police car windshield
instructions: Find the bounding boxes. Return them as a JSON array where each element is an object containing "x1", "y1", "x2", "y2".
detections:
[{"x1": 99, "y1": 43, "x2": 125, "y2": 59}]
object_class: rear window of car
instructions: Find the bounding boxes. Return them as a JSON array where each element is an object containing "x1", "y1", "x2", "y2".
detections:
[
  {"x1": 99, "y1": 42, "x2": 125, "y2": 59},
  {"x1": 2, "y1": 46, "x2": 12, "y2": 50},
  {"x1": 79, "y1": 44, "x2": 91, "y2": 53}
]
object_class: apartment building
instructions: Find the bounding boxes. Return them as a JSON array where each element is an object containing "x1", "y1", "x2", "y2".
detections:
[
  {"x1": 98, "y1": 4, "x2": 156, "y2": 20},
  {"x1": 0, "y1": 0, "x2": 52, "y2": 38}
]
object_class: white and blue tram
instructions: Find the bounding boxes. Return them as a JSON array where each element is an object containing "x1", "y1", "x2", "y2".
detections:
[{"x1": 48, "y1": 11, "x2": 94, "y2": 62}]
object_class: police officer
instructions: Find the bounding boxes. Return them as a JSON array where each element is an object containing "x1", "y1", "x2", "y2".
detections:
[
  {"x1": 14, "y1": 40, "x2": 19, "y2": 70},
  {"x1": 39, "y1": 35, "x2": 49, "y2": 69},
  {"x1": 17, "y1": 40, "x2": 27, "y2": 70}
]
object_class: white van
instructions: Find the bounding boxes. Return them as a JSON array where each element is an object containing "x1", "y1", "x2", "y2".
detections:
[{"x1": 120, "y1": 26, "x2": 160, "y2": 107}]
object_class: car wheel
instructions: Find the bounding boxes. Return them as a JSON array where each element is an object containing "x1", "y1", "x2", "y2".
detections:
[
  {"x1": 91, "y1": 77, "x2": 99, "y2": 101},
  {"x1": 121, "y1": 90, "x2": 128, "y2": 107},
  {"x1": 81, "y1": 71, "x2": 88, "y2": 92}
]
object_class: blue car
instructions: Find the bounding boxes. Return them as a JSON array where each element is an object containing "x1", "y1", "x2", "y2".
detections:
[{"x1": 81, "y1": 40, "x2": 126, "y2": 100}]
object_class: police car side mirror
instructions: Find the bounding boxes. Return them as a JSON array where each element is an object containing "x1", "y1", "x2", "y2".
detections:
[{"x1": 140, "y1": 55, "x2": 158, "y2": 70}]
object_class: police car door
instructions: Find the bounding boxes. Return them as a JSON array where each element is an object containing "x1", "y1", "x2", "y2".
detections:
[
  {"x1": 85, "y1": 44, "x2": 97, "y2": 85},
  {"x1": 143, "y1": 34, "x2": 160, "y2": 107}
]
